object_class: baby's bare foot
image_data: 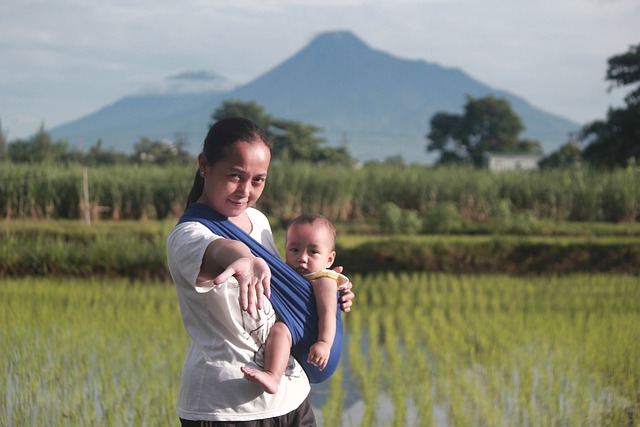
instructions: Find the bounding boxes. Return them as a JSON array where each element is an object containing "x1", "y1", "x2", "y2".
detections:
[{"x1": 240, "y1": 366, "x2": 280, "y2": 394}]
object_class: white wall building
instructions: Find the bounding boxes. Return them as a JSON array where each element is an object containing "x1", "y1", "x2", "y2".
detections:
[{"x1": 483, "y1": 152, "x2": 542, "y2": 171}]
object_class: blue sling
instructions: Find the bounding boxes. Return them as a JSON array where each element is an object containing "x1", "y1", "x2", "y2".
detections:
[{"x1": 178, "y1": 202, "x2": 343, "y2": 383}]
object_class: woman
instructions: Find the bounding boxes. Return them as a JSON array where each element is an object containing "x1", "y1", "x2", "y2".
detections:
[{"x1": 166, "y1": 117, "x2": 354, "y2": 426}]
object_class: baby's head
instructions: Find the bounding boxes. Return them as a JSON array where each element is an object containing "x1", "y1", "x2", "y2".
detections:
[{"x1": 285, "y1": 213, "x2": 336, "y2": 276}]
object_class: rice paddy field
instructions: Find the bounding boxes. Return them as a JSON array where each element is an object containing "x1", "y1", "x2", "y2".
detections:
[{"x1": 2, "y1": 273, "x2": 638, "y2": 426}]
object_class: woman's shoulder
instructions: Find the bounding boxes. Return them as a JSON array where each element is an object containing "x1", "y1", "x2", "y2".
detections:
[
  {"x1": 169, "y1": 220, "x2": 211, "y2": 238},
  {"x1": 245, "y1": 207, "x2": 272, "y2": 232},
  {"x1": 245, "y1": 208, "x2": 278, "y2": 254},
  {"x1": 167, "y1": 221, "x2": 222, "y2": 250}
]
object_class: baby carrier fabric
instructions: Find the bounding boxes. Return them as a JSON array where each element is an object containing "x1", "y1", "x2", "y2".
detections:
[{"x1": 178, "y1": 202, "x2": 342, "y2": 383}]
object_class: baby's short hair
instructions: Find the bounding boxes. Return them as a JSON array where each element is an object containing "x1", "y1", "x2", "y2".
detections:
[{"x1": 287, "y1": 213, "x2": 336, "y2": 248}]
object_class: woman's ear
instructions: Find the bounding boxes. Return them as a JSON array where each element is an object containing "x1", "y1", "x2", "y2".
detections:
[{"x1": 198, "y1": 153, "x2": 208, "y2": 176}]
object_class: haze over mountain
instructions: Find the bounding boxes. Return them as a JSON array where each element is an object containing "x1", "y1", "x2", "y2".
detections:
[{"x1": 51, "y1": 31, "x2": 581, "y2": 163}]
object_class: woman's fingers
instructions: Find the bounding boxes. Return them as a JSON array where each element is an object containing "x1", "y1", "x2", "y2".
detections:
[
  {"x1": 216, "y1": 257, "x2": 271, "y2": 315},
  {"x1": 331, "y1": 266, "x2": 354, "y2": 312},
  {"x1": 245, "y1": 276, "x2": 257, "y2": 315},
  {"x1": 261, "y1": 273, "x2": 271, "y2": 300},
  {"x1": 251, "y1": 260, "x2": 271, "y2": 311},
  {"x1": 213, "y1": 264, "x2": 235, "y2": 286},
  {"x1": 339, "y1": 281, "x2": 354, "y2": 312}
]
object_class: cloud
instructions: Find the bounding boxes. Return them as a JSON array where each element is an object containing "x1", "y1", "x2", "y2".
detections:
[{"x1": 0, "y1": 0, "x2": 637, "y2": 139}]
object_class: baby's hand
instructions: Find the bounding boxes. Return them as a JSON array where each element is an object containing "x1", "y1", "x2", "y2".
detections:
[{"x1": 308, "y1": 341, "x2": 331, "y2": 370}]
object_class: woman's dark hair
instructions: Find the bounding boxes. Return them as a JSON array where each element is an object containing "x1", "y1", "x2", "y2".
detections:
[{"x1": 185, "y1": 117, "x2": 271, "y2": 207}]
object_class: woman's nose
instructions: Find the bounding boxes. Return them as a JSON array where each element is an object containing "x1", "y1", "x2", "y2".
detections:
[{"x1": 235, "y1": 181, "x2": 249, "y2": 196}]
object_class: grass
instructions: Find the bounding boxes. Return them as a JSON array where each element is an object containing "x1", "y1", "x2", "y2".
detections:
[
  {"x1": 340, "y1": 273, "x2": 640, "y2": 426},
  {"x1": 3, "y1": 219, "x2": 639, "y2": 280},
  {"x1": 2, "y1": 273, "x2": 638, "y2": 426},
  {"x1": 1, "y1": 279, "x2": 188, "y2": 426}
]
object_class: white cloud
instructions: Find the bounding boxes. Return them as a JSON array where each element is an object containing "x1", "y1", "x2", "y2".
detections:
[{"x1": 0, "y1": 0, "x2": 637, "y2": 138}]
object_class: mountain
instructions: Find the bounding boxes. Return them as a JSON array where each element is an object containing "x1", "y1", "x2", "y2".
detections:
[
  {"x1": 51, "y1": 71, "x2": 235, "y2": 151},
  {"x1": 51, "y1": 31, "x2": 581, "y2": 163}
]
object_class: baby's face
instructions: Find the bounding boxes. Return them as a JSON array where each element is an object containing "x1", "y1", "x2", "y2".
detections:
[{"x1": 285, "y1": 223, "x2": 335, "y2": 276}]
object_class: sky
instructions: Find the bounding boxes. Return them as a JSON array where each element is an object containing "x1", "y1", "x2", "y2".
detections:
[{"x1": 1, "y1": 0, "x2": 638, "y2": 141}]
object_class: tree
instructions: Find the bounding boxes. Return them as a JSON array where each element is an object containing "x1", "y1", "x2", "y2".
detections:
[
  {"x1": 426, "y1": 96, "x2": 542, "y2": 167},
  {"x1": 539, "y1": 140, "x2": 583, "y2": 169},
  {"x1": 606, "y1": 43, "x2": 640, "y2": 106},
  {"x1": 7, "y1": 124, "x2": 69, "y2": 163},
  {"x1": 580, "y1": 43, "x2": 640, "y2": 168},
  {"x1": 269, "y1": 119, "x2": 324, "y2": 162},
  {"x1": 211, "y1": 100, "x2": 353, "y2": 165},
  {"x1": 0, "y1": 119, "x2": 7, "y2": 161},
  {"x1": 425, "y1": 112, "x2": 463, "y2": 164},
  {"x1": 84, "y1": 139, "x2": 128, "y2": 165},
  {"x1": 211, "y1": 100, "x2": 272, "y2": 130},
  {"x1": 132, "y1": 137, "x2": 193, "y2": 165}
]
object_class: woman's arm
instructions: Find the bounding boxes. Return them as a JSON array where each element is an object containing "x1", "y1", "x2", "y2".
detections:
[{"x1": 198, "y1": 238, "x2": 271, "y2": 315}]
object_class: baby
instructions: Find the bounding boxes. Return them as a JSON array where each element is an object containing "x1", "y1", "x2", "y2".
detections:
[{"x1": 241, "y1": 213, "x2": 347, "y2": 393}]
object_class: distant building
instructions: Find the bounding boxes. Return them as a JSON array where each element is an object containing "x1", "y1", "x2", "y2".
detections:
[{"x1": 483, "y1": 152, "x2": 542, "y2": 171}]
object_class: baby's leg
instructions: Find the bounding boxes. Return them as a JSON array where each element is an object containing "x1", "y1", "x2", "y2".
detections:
[{"x1": 241, "y1": 320, "x2": 292, "y2": 394}]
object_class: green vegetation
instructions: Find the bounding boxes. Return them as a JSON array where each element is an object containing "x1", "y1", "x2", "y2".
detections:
[
  {"x1": 424, "y1": 42, "x2": 640, "y2": 169},
  {"x1": 0, "y1": 123, "x2": 192, "y2": 166},
  {"x1": 579, "y1": 42, "x2": 640, "y2": 168},
  {"x1": 342, "y1": 272, "x2": 640, "y2": 426},
  {"x1": 212, "y1": 100, "x2": 353, "y2": 165},
  {"x1": 0, "y1": 40, "x2": 637, "y2": 427},
  {"x1": 0, "y1": 99, "x2": 353, "y2": 167},
  {"x1": 2, "y1": 274, "x2": 638, "y2": 426},
  {"x1": 426, "y1": 95, "x2": 543, "y2": 166},
  {"x1": 0, "y1": 220, "x2": 169, "y2": 279},
  {"x1": 1, "y1": 163, "x2": 638, "y2": 224},
  {"x1": 2, "y1": 220, "x2": 639, "y2": 279},
  {"x1": 1, "y1": 278, "x2": 188, "y2": 426}
]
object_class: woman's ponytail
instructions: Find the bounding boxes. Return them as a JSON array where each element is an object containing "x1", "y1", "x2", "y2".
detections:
[{"x1": 185, "y1": 169, "x2": 204, "y2": 209}]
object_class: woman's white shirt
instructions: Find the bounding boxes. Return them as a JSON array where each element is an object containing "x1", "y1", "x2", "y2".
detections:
[{"x1": 166, "y1": 207, "x2": 310, "y2": 421}]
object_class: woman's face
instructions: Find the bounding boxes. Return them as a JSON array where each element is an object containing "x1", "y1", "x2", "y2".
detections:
[{"x1": 198, "y1": 140, "x2": 271, "y2": 220}]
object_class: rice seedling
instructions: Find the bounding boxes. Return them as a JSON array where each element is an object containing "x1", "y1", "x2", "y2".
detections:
[
  {"x1": 1, "y1": 278, "x2": 188, "y2": 426},
  {"x1": 1, "y1": 273, "x2": 638, "y2": 426},
  {"x1": 342, "y1": 272, "x2": 640, "y2": 426}
]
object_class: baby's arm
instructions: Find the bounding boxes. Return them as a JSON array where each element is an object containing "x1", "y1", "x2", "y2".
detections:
[{"x1": 307, "y1": 276, "x2": 338, "y2": 370}]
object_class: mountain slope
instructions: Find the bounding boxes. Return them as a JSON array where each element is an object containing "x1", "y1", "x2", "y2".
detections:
[
  {"x1": 52, "y1": 31, "x2": 581, "y2": 162},
  {"x1": 225, "y1": 31, "x2": 578, "y2": 161}
]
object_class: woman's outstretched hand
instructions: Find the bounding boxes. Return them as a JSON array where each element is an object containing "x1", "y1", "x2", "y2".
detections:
[
  {"x1": 215, "y1": 256, "x2": 271, "y2": 315},
  {"x1": 332, "y1": 266, "x2": 354, "y2": 313}
]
